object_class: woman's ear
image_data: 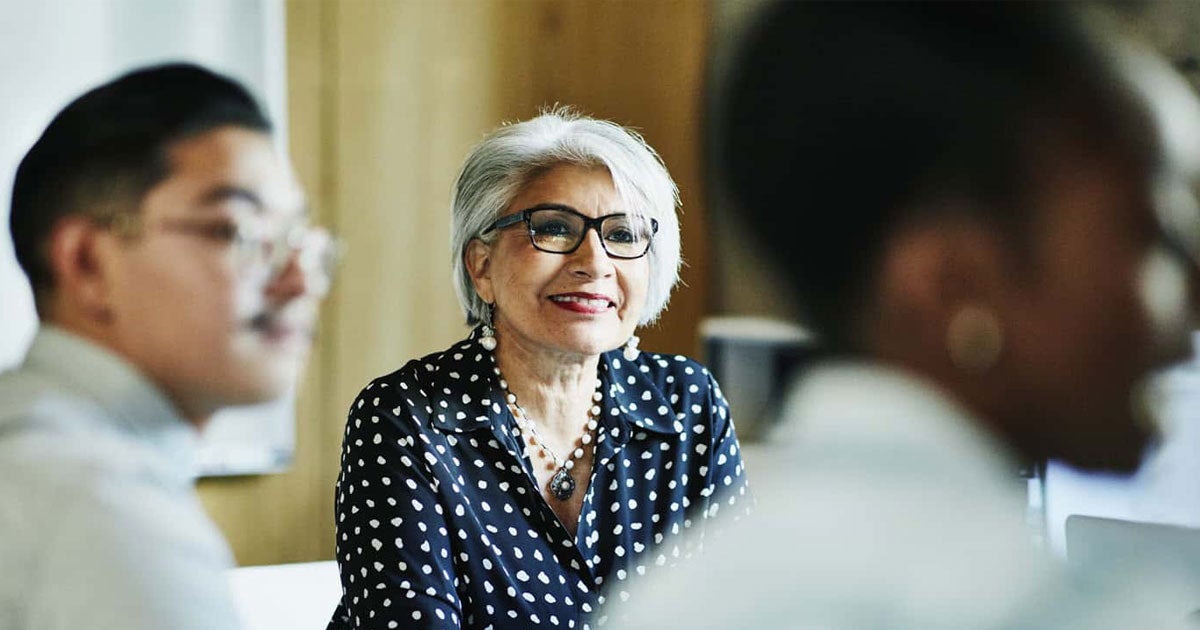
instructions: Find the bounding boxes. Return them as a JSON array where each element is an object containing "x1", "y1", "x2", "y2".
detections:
[
  {"x1": 868, "y1": 215, "x2": 1011, "y2": 375},
  {"x1": 465, "y1": 238, "x2": 495, "y2": 304},
  {"x1": 878, "y1": 216, "x2": 1009, "y2": 316}
]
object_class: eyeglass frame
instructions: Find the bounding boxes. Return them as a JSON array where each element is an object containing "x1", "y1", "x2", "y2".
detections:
[
  {"x1": 102, "y1": 210, "x2": 343, "y2": 288},
  {"x1": 480, "y1": 203, "x2": 659, "y2": 260}
]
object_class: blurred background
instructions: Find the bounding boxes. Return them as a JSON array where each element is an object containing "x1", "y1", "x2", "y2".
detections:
[{"x1": 1, "y1": 0, "x2": 1199, "y2": 571}]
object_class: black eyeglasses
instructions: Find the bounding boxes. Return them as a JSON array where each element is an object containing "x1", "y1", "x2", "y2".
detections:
[{"x1": 480, "y1": 204, "x2": 658, "y2": 259}]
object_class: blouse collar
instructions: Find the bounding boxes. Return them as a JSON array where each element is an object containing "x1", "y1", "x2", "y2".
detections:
[{"x1": 426, "y1": 327, "x2": 677, "y2": 438}]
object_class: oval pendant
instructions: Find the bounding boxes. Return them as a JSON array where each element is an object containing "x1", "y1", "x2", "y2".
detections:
[{"x1": 550, "y1": 467, "x2": 576, "y2": 501}]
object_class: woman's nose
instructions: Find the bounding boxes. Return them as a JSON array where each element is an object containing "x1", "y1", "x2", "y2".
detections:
[{"x1": 571, "y1": 228, "x2": 615, "y2": 275}]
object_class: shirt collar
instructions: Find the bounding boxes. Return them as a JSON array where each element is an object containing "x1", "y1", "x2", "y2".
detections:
[
  {"x1": 22, "y1": 325, "x2": 199, "y2": 475},
  {"x1": 598, "y1": 352, "x2": 679, "y2": 437},
  {"x1": 425, "y1": 333, "x2": 507, "y2": 433}
]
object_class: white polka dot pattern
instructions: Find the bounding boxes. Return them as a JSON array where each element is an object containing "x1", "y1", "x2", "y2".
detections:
[{"x1": 326, "y1": 327, "x2": 752, "y2": 629}]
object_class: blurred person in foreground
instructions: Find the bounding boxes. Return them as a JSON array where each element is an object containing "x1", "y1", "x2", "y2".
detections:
[
  {"x1": 0, "y1": 62, "x2": 336, "y2": 629},
  {"x1": 327, "y1": 107, "x2": 751, "y2": 630},
  {"x1": 612, "y1": 1, "x2": 1200, "y2": 628}
]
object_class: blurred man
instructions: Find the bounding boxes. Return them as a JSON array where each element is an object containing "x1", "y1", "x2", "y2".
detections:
[
  {"x1": 613, "y1": 1, "x2": 1200, "y2": 628},
  {"x1": 0, "y1": 62, "x2": 335, "y2": 629}
]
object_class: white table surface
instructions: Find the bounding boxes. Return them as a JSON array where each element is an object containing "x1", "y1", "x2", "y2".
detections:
[{"x1": 229, "y1": 560, "x2": 341, "y2": 630}]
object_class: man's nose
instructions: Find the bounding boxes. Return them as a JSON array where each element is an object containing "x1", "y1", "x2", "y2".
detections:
[{"x1": 266, "y1": 249, "x2": 330, "y2": 303}]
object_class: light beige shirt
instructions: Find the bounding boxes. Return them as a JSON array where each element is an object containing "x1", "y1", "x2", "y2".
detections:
[
  {"x1": 0, "y1": 325, "x2": 243, "y2": 630},
  {"x1": 610, "y1": 361, "x2": 1200, "y2": 629}
]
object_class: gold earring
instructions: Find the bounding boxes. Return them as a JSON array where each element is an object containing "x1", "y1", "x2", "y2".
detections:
[{"x1": 946, "y1": 305, "x2": 1003, "y2": 374}]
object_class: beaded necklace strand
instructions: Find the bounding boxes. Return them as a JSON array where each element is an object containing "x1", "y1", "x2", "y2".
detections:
[{"x1": 493, "y1": 361, "x2": 602, "y2": 501}]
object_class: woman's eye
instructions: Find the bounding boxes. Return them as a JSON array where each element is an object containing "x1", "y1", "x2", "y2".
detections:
[
  {"x1": 606, "y1": 228, "x2": 636, "y2": 244},
  {"x1": 534, "y1": 221, "x2": 574, "y2": 237}
]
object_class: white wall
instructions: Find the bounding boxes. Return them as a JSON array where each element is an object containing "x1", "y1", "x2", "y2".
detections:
[{"x1": 0, "y1": 0, "x2": 286, "y2": 370}]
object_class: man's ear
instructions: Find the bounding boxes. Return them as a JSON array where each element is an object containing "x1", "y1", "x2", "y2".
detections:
[
  {"x1": 46, "y1": 215, "x2": 115, "y2": 322},
  {"x1": 465, "y1": 238, "x2": 495, "y2": 304}
]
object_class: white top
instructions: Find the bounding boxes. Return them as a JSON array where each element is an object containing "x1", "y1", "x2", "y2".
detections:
[
  {"x1": 0, "y1": 325, "x2": 243, "y2": 630},
  {"x1": 610, "y1": 361, "x2": 1200, "y2": 629}
]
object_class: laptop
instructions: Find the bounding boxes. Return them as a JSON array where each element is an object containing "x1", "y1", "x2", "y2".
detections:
[{"x1": 1065, "y1": 514, "x2": 1200, "y2": 621}]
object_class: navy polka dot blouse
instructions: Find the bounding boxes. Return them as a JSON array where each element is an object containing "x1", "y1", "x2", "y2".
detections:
[{"x1": 326, "y1": 328, "x2": 752, "y2": 629}]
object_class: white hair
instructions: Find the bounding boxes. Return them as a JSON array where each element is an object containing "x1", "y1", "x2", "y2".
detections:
[{"x1": 449, "y1": 105, "x2": 682, "y2": 327}]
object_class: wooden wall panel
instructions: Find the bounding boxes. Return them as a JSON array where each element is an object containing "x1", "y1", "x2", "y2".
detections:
[{"x1": 494, "y1": 1, "x2": 712, "y2": 356}]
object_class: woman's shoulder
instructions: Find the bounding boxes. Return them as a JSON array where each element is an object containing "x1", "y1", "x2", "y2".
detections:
[
  {"x1": 341, "y1": 338, "x2": 501, "y2": 444},
  {"x1": 609, "y1": 349, "x2": 717, "y2": 389},
  {"x1": 350, "y1": 335, "x2": 495, "y2": 410},
  {"x1": 604, "y1": 349, "x2": 727, "y2": 426}
]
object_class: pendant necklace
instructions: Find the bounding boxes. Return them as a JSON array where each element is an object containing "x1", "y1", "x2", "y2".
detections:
[{"x1": 493, "y1": 362, "x2": 602, "y2": 501}]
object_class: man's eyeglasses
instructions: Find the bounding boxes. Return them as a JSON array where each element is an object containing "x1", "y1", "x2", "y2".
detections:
[
  {"x1": 480, "y1": 204, "x2": 658, "y2": 260},
  {"x1": 107, "y1": 212, "x2": 342, "y2": 291}
]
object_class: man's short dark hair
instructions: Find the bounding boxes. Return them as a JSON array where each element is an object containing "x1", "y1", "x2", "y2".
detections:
[
  {"x1": 9, "y1": 61, "x2": 273, "y2": 303},
  {"x1": 716, "y1": 0, "x2": 1150, "y2": 351}
]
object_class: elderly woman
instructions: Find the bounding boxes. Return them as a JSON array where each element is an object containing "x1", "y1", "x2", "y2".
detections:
[{"x1": 326, "y1": 108, "x2": 751, "y2": 630}]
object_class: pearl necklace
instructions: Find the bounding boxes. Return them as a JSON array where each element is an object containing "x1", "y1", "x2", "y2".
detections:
[{"x1": 493, "y1": 363, "x2": 602, "y2": 501}]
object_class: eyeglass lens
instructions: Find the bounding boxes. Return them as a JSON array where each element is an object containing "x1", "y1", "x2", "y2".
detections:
[
  {"x1": 242, "y1": 222, "x2": 340, "y2": 286},
  {"x1": 527, "y1": 208, "x2": 654, "y2": 258}
]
